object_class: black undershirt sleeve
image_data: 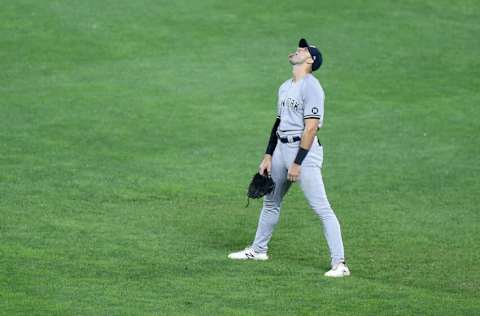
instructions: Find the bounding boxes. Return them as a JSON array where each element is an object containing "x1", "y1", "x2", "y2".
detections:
[{"x1": 265, "y1": 118, "x2": 281, "y2": 155}]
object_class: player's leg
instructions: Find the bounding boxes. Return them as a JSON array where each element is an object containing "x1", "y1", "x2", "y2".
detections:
[
  {"x1": 250, "y1": 147, "x2": 291, "y2": 254},
  {"x1": 229, "y1": 145, "x2": 290, "y2": 260},
  {"x1": 299, "y1": 166, "x2": 345, "y2": 266},
  {"x1": 298, "y1": 141, "x2": 346, "y2": 267}
]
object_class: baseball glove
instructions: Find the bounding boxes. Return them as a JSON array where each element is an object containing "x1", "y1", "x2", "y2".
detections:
[{"x1": 246, "y1": 172, "x2": 275, "y2": 207}]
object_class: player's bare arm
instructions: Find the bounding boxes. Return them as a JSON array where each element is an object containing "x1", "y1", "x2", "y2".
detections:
[{"x1": 287, "y1": 118, "x2": 319, "y2": 182}]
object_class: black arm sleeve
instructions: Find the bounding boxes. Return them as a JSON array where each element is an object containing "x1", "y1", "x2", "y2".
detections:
[{"x1": 265, "y1": 118, "x2": 281, "y2": 155}]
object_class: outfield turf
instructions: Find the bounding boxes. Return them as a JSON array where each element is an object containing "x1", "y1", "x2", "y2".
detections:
[{"x1": 1, "y1": 0, "x2": 479, "y2": 315}]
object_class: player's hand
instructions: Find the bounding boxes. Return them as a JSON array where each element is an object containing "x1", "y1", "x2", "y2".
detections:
[
  {"x1": 259, "y1": 155, "x2": 272, "y2": 176},
  {"x1": 288, "y1": 163, "x2": 301, "y2": 182}
]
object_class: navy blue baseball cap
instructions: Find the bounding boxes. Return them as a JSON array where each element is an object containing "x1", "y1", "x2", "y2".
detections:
[{"x1": 299, "y1": 38, "x2": 322, "y2": 71}]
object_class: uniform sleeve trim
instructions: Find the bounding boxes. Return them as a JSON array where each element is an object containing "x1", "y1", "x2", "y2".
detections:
[{"x1": 304, "y1": 115, "x2": 321, "y2": 119}]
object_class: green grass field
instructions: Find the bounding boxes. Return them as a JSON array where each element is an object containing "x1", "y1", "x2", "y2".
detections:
[{"x1": 1, "y1": 0, "x2": 479, "y2": 315}]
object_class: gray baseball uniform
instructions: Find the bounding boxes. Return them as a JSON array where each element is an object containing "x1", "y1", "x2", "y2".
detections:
[{"x1": 251, "y1": 73, "x2": 345, "y2": 266}]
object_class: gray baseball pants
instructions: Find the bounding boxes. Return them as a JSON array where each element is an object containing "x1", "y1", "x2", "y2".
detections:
[{"x1": 251, "y1": 137, "x2": 345, "y2": 266}]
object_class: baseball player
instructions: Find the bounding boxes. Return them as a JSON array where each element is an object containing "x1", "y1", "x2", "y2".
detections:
[{"x1": 228, "y1": 38, "x2": 350, "y2": 277}]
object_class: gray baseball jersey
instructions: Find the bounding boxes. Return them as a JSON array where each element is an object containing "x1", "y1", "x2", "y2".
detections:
[{"x1": 276, "y1": 74, "x2": 325, "y2": 137}]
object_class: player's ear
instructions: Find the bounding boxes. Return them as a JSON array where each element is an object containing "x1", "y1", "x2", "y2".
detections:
[{"x1": 306, "y1": 57, "x2": 314, "y2": 65}]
